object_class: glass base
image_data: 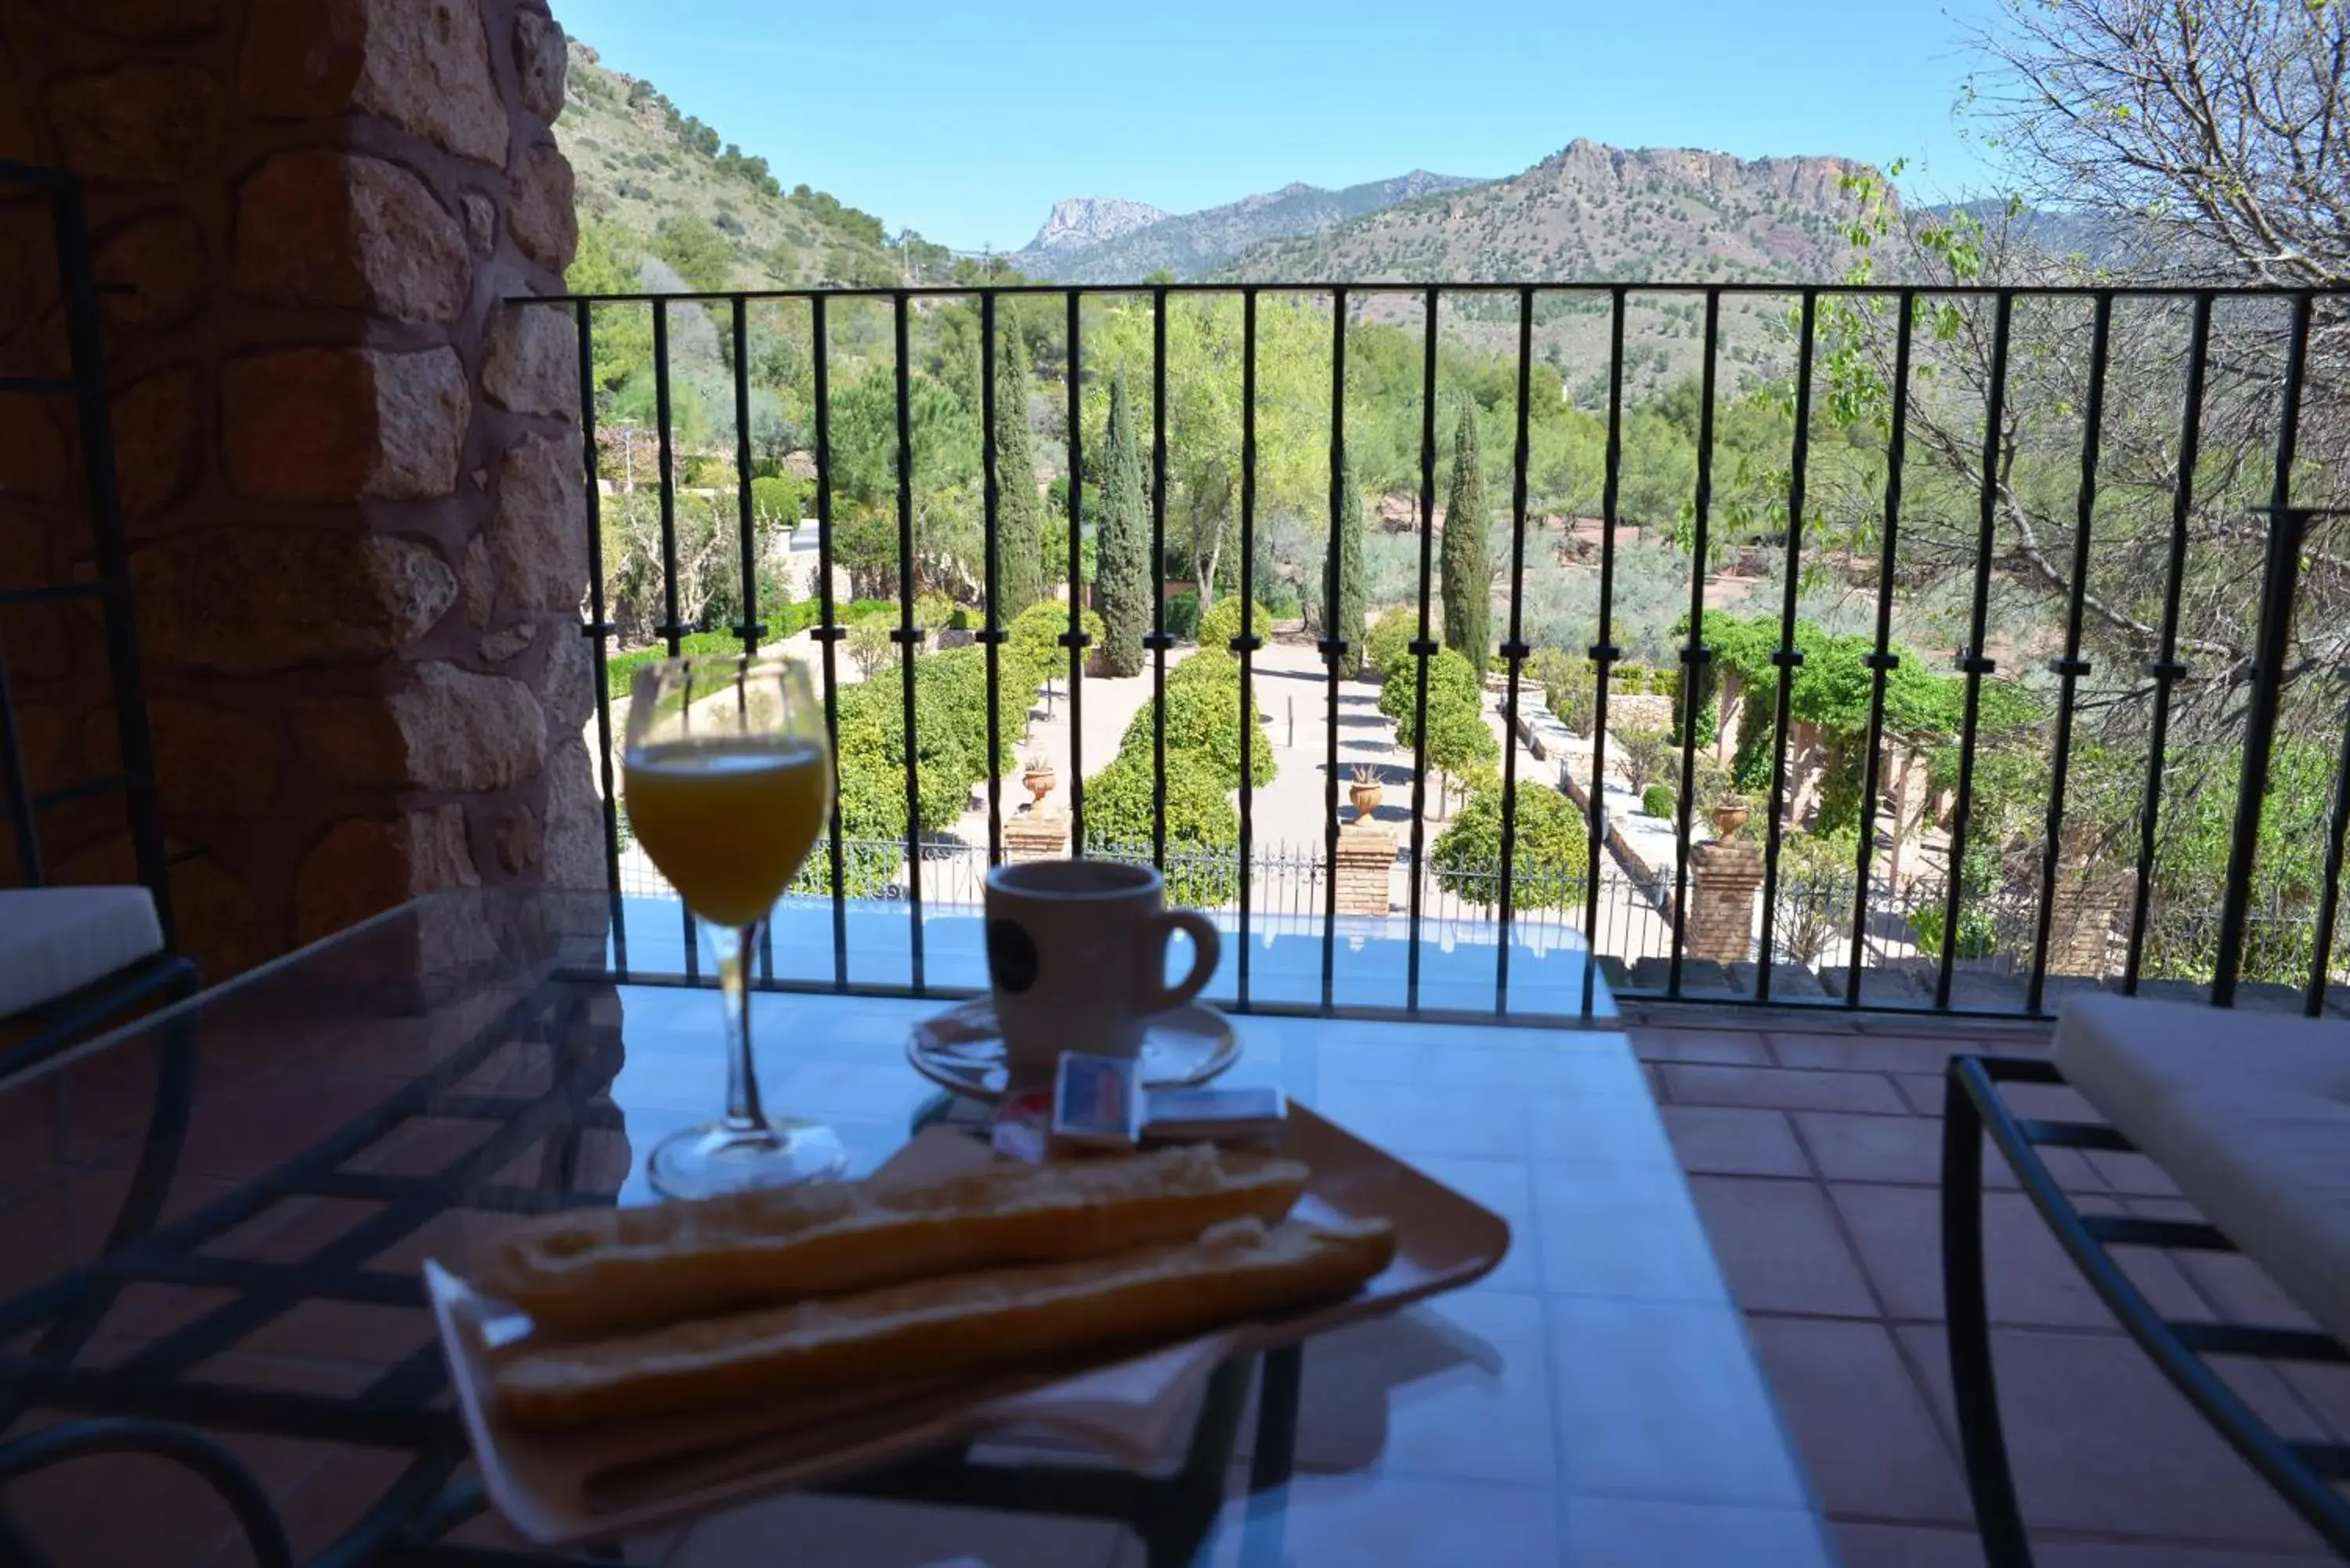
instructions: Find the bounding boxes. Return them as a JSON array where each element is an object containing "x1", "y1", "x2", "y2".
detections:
[{"x1": 647, "y1": 1117, "x2": 848, "y2": 1198}]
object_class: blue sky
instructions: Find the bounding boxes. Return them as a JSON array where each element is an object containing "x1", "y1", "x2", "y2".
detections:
[{"x1": 552, "y1": 0, "x2": 2008, "y2": 253}]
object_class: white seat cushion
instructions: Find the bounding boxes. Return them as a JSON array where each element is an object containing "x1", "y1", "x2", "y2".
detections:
[
  {"x1": 2055, "y1": 992, "x2": 2350, "y2": 1345},
  {"x1": 0, "y1": 886, "x2": 164, "y2": 1017}
]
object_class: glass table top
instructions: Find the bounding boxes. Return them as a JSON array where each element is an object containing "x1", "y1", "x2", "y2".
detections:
[{"x1": 0, "y1": 891, "x2": 1835, "y2": 1566}]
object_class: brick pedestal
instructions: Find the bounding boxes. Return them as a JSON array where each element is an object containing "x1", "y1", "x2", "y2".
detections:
[
  {"x1": 1688, "y1": 839, "x2": 1763, "y2": 964},
  {"x1": 1004, "y1": 810, "x2": 1069, "y2": 864},
  {"x1": 1335, "y1": 823, "x2": 1396, "y2": 917}
]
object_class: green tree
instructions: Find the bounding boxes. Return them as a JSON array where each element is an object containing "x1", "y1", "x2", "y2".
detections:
[
  {"x1": 652, "y1": 213, "x2": 736, "y2": 293},
  {"x1": 1439, "y1": 406, "x2": 1491, "y2": 668},
  {"x1": 1430, "y1": 783, "x2": 1589, "y2": 909},
  {"x1": 1094, "y1": 367, "x2": 1150, "y2": 677},
  {"x1": 1332, "y1": 446, "x2": 1368, "y2": 671},
  {"x1": 1123, "y1": 652, "x2": 1277, "y2": 789},
  {"x1": 1083, "y1": 749, "x2": 1240, "y2": 907},
  {"x1": 994, "y1": 330, "x2": 1047, "y2": 619}
]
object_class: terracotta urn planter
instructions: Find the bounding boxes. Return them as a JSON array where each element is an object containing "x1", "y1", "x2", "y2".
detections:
[
  {"x1": 1350, "y1": 780, "x2": 1384, "y2": 820},
  {"x1": 1709, "y1": 799, "x2": 1752, "y2": 841},
  {"x1": 1022, "y1": 762, "x2": 1056, "y2": 810}
]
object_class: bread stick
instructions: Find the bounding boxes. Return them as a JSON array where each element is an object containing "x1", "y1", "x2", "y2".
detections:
[
  {"x1": 474, "y1": 1144, "x2": 1310, "y2": 1335},
  {"x1": 494, "y1": 1216, "x2": 1394, "y2": 1431}
]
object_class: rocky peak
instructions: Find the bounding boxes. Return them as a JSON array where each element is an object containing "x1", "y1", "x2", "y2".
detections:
[{"x1": 1025, "y1": 197, "x2": 1171, "y2": 252}]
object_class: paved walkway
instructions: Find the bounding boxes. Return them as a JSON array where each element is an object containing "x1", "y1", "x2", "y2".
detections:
[{"x1": 1628, "y1": 1011, "x2": 2345, "y2": 1567}]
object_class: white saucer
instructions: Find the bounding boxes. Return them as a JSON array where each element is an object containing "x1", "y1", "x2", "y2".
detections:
[{"x1": 906, "y1": 998, "x2": 1240, "y2": 1102}]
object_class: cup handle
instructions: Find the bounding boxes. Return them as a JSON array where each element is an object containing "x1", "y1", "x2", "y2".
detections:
[{"x1": 1134, "y1": 911, "x2": 1220, "y2": 1015}]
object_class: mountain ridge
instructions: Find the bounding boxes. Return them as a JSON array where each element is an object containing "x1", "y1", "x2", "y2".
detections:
[{"x1": 1013, "y1": 169, "x2": 1485, "y2": 283}]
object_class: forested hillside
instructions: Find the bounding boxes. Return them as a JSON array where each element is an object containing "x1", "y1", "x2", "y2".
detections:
[{"x1": 557, "y1": 40, "x2": 989, "y2": 293}]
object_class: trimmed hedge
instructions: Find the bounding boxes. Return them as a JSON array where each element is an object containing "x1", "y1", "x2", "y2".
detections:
[{"x1": 1083, "y1": 748, "x2": 1239, "y2": 907}]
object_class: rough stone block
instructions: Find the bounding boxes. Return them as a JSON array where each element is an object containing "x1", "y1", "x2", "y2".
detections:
[
  {"x1": 507, "y1": 140, "x2": 576, "y2": 272},
  {"x1": 94, "y1": 210, "x2": 207, "y2": 327},
  {"x1": 295, "y1": 662, "x2": 547, "y2": 790},
  {"x1": 222, "y1": 346, "x2": 467, "y2": 501},
  {"x1": 540, "y1": 735, "x2": 605, "y2": 889},
  {"x1": 479, "y1": 622, "x2": 536, "y2": 663},
  {"x1": 0, "y1": 403, "x2": 67, "y2": 500},
  {"x1": 457, "y1": 190, "x2": 495, "y2": 255},
  {"x1": 540, "y1": 620, "x2": 594, "y2": 734},
  {"x1": 297, "y1": 806, "x2": 479, "y2": 945},
  {"x1": 111, "y1": 364, "x2": 202, "y2": 518},
  {"x1": 490, "y1": 432, "x2": 585, "y2": 612},
  {"x1": 45, "y1": 63, "x2": 222, "y2": 182},
  {"x1": 497, "y1": 801, "x2": 544, "y2": 874},
  {"x1": 81, "y1": 0, "x2": 224, "y2": 38},
  {"x1": 457, "y1": 533, "x2": 494, "y2": 627},
  {"x1": 233, "y1": 151, "x2": 469, "y2": 323},
  {"x1": 513, "y1": 9, "x2": 567, "y2": 123},
  {"x1": 135, "y1": 529, "x2": 456, "y2": 673},
  {"x1": 83, "y1": 697, "x2": 281, "y2": 819},
  {"x1": 242, "y1": 0, "x2": 506, "y2": 168},
  {"x1": 480, "y1": 303, "x2": 580, "y2": 418}
]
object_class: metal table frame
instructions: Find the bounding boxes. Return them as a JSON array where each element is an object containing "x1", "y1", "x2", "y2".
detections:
[{"x1": 0, "y1": 970, "x2": 1303, "y2": 1568}]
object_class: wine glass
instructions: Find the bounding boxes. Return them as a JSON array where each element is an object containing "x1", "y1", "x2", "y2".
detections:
[{"x1": 623, "y1": 652, "x2": 846, "y2": 1196}]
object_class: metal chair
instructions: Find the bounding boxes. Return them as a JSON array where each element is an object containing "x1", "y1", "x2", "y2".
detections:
[{"x1": 0, "y1": 161, "x2": 196, "y2": 1077}]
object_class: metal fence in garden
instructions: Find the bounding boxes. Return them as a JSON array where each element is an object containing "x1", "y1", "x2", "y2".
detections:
[{"x1": 544, "y1": 277, "x2": 2350, "y2": 1021}]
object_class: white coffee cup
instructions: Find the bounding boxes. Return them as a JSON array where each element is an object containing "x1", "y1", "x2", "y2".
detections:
[{"x1": 983, "y1": 860, "x2": 1221, "y2": 1072}]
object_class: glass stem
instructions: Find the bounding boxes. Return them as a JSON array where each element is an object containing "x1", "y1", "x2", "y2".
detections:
[{"x1": 707, "y1": 919, "x2": 768, "y2": 1132}]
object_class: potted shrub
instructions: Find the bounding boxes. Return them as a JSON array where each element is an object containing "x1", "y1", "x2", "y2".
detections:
[{"x1": 1349, "y1": 765, "x2": 1384, "y2": 820}]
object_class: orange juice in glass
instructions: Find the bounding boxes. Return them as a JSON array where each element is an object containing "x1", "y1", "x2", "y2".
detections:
[{"x1": 623, "y1": 654, "x2": 845, "y2": 1195}]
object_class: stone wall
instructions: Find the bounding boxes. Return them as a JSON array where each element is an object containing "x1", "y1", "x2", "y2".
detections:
[{"x1": 1, "y1": 0, "x2": 596, "y2": 978}]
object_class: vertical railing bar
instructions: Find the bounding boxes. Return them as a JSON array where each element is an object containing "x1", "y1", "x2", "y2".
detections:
[
  {"x1": 651, "y1": 300, "x2": 684, "y2": 656},
  {"x1": 1581, "y1": 287, "x2": 1629, "y2": 1022},
  {"x1": 1666, "y1": 288, "x2": 1723, "y2": 999},
  {"x1": 2305, "y1": 665, "x2": 2350, "y2": 1014},
  {"x1": 980, "y1": 291, "x2": 1004, "y2": 869},
  {"x1": 1064, "y1": 291, "x2": 1087, "y2": 852},
  {"x1": 1934, "y1": 290, "x2": 2015, "y2": 1013},
  {"x1": 1847, "y1": 289, "x2": 1917, "y2": 1006},
  {"x1": 730, "y1": 298, "x2": 761, "y2": 653},
  {"x1": 2026, "y1": 292, "x2": 2113, "y2": 1012},
  {"x1": 0, "y1": 639, "x2": 38, "y2": 885},
  {"x1": 2123, "y1": 292, "x2": 2212, "y2": 992},
  {"x1": 1321, "y1": 287, "x2": 1348, "y2": 1013},
  {"x1": 891, "y1": 293, "x2": 925, "y2": 991},
  {"x1": 573, "y1": 301, "x2": 624, "y2": 939},
  {"x1": 1405, "y1": 287, "x2": 1441, "y2": 1010},
  {"x1": 650, "y1": 298, "x2": 695, "y2": 975},
  {"x1": 2212, "y1": 290, "x2": 2312, "y2": 1008},
  {"x1": 1755, "y1": 289, "x2": 1817, "y2": 1004},
  {"x1": 1150, "y1": 289, "x2": 1170, "y2": 870},
  {"x1": 811, "y1": 295, "x2": 849, "y2": 988},
  {"x1": 1236, "y1": 287, "x2": 1260, "y2": 1009},
  {"x1": 728, "y1": 298, "x2": 770, "y2": 985},
  {"x1": 1495, "y1": 286, "x2": 1537, "y2": 1015}
]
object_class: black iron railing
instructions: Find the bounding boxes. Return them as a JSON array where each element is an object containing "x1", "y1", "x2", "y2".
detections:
[{"x1": 530, "y1": 280, "x2": 2349, "y2": 1021}]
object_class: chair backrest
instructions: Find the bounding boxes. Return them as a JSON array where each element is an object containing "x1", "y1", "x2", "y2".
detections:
[{"x1": 0, "y1": 161, "x2": 173, "y2": 946}]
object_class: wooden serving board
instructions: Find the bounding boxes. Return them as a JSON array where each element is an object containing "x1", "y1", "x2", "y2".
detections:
[{"x1": 428, "y1": 1104, "x2": 1509, "y2": 1548}]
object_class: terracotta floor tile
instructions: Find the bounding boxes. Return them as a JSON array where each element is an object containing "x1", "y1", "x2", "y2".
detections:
[
  {"x1": 1661, "y1": 1105, "x2": 1811, "y2": 1177},
  {"x1": 671, "y1": 1489, "x2": 1125, "y2": 1568},
  {"x1": 1896, "y1": 1324, "x2": 2329, "y2": 1551},
  {"x1": 1794, "y1": 1111, "x2": 2102, "y2": 1192},
  {"x1": 1896, "y1": 1074, "x2": 1947, "y2": 1115},
  {"x1": 1687, "y1": 1177, "x2": 1878, "y2": 1318},
  {"x1": 1658, "y1": 1064, "x2": 1908, "y2": 1115},
  {"x1": 1628, "y1": 1028, "x2": 1773, "y2": 1066},
  {"x1": 1766, "y1": 1033, "x2": 1976, "y2": 1075},
  {"x1": 1744, "y1": 1316, "x2": 1971, "y2": 1524},
  {"x1": 1830, "y1": 1183, "x2": 2204, "y2": 1328},
  {"x1": 2036, "y1": 1544, "x2": 2346, "y2": 1568},
  {"x1": 1562, "y1": 1496, "x2": 1833, "y2": 1567}
]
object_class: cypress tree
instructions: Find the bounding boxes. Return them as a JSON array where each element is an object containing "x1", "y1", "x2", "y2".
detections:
[
  {"x1": 1335, "y1": 444, "x2": 1368, "y2": 673},
  {"x1": 1439, "y1": 405, "x2": 1491, "y2": 669},
  {"x1": 994, "y1": 328, "x2": 1047, "y2": 620},
  {"x1": 1095, "y1": 366, "x2": 1149, "y2": 677}
]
